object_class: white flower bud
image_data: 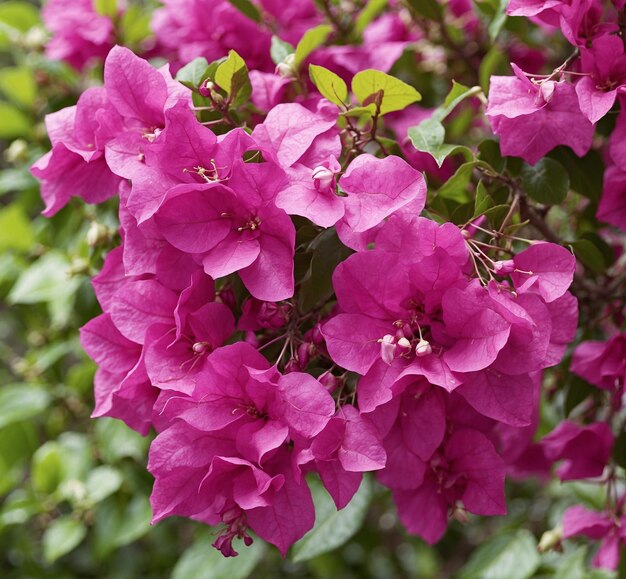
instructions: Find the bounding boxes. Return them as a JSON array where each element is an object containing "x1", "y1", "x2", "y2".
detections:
[
  {"x1": 378, "y1": 334, "x2": 396, "y2": 365},
  {"x1": 540, "y1": 80, "x2": 556, "y2": 103},
  {"x1": 311, "y1": 166, "x2": 334, "y2": 189},
  {"x1": 415, "y1": 339, "x2": 432, "y2": 357},
  {"x1": 397, "y1": 337, "x2": 411, "y2": 350}
]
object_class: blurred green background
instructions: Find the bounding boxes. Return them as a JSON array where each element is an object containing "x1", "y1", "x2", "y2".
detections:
[{"x1": 0, "y1": 1, "x2": 620, "y2": 577}]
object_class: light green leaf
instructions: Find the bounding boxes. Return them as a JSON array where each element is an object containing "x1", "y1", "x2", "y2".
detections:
[
  {"x1": 0, "y1": 384, "x2": 50, "y2": 429},
  {"x1": 294, "y1": 24, "x2": 332, "y2": 68},
  {"x1": 85, "y1": 466, "x2": 123, "y2": 504},
  {"x1": 0, "y1": 2, "x2": 40, "y2": 40},
  {"x1": 43, "y1": 516, "x2": 87, "y2": 563},
  {"x1": 408, "y1": 119, "x2": 473, "y2": 167},
  {"x1": 434, "y1": 81, "x2": 482, "y2": 121},
  {"x1": 94, "y1": 0, "x2": 117, "y2": 17},
  {"x1": 292, "y1": 477, "x2": 373, "y2": 562},
  {"x1": 0, "y1": 66, "x2": 36, "y2": 107},
  {"x1": 355, "y1": 0, "x2": 388, "y2": 36},
  {"x1": 0, "y1": 102, "x2": 31, "y2": 139},
  {"x1": 95, "y1": 418, "x2": 149, "y2": 463},
  {"x1": 226, "y1": 0, "x2": 261, "y2": 22},
  {"x1": 172, "y1": 529, "x2": 266, "y2": 579},
  {"x1": 0, "y1": 204, "x2": 35, "y2": 251},
  {"x1": 94, "y1": 496, "x2": 152, "y2": 557},
  {"x1": 214, "y1": 49, "x2": 252, "y2": 107},
  {"x1": 309, "y1": 64, "x2": 348, "y2": 106},
  {"x1": 31, "y1": 442, "x2": 65, "y2": 495},
  {"x1": 352, "y1": 69, "x2": 421, "y2": 116},
  {"x1": 459, "y1": 529, "x2": 540, "y2": 579},
  {"x1": 437, "y1": 161, "x2": 485, "y2": 203},
  {"x1": 520, "y1": 158, "x2": 570, "y2": 205},
  {"x1": 473, "y1": 180, "x2": 493, "y2": 217},
  {"x1": 270, "y1": 36, "x2": 295, "y2": 65},
  {"x1": 176, "y1": 57, "x2": 210, "y2": 89},
  {"x1": 120, "y1": 5, "x2": 151, "y2": 45}
]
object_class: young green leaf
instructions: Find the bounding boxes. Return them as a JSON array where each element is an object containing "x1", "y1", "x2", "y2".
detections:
[
  {"x1": 309, "y1": 64, "x2": 348, "y2": 106},
  {"x1": 270, "y1": 36, "x2": 295, "y2": 65},
  {"x1": 175, "y1": 57, "x2": 210, "y2": 90},
  {"x1": 294, "y1": 24, "x2": 332, "y2": 68},
  {"x1": 354, "y1": 0, "x2": 388, "y2": 36},
  {"x1": 352, "y1": 69, "x2": 421, "y2": 115},
  {"x1": 214, "y1": 50, "x2": 252, "y2": 107}
]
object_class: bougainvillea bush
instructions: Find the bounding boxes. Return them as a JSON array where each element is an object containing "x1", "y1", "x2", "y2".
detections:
[{"x1": 1, "y1": 0, "x2": 625, "y2": 577}]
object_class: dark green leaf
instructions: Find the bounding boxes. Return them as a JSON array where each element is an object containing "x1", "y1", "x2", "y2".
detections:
[
  {"x1": 571, "y1": 239, "x2": 606, "y2": 274},
  {"x1": 292, "y1": 477, "x2": 373, "y2": 562},
  {"x1": 521, "y1": 158, "x2": 570, "y2": 205},
  {"x1": 226, "y1": 0, "x2": 261, "y2": 22},
  {"x1": 405, "y1": 0, "x2": 443, "y2": 20},
  {"x1": 473, "y1": 180, "x2": 493, "y2": 217},
  {"x1": 459, "y1": 529, "x2": 540, "y2": 579}
]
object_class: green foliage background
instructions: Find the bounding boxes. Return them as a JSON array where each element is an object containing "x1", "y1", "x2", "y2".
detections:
[{"x1": 0, "y1": 1, "x2": 621, "y2": 577}]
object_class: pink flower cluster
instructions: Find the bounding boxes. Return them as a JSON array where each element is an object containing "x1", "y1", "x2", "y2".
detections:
[
  {"x1": 30, "y1": 43, "x2": 581, "y2": 557},
  {"x1": 487, "y1": 0, "x2": 626, "y2": 230}
]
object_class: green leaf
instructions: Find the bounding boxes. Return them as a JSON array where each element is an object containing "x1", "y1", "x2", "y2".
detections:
[
  {"x1": 408, "y1": 118, "x2": 473, "y2": 167},
  {"x1": 342, "y1": 104, "x2": 376, "y2": 118},
  {"x1": 0, "y1": 422, "x2": 38, "y2": 496},
  {"x1": 433, "y1": 81, "x2": 481, "y2": 122},
  {"x1": 478, "y1": 138, "x2": 505, "y2": 173},
  {"x1": 292, "y1": 477, "x2": 373, "y2": 562},
  {"x1": 0, "y1": 101, "x2": 31, "y2": 139},
  {"x1": 119, "y1": 5, "x2": 151, "y2": 46},
  {"x1": 214, "y1": 49, "x2": 252, "y2": 107},
  {"x1": 94, "y1": 418, "x2": 149, "y2": 463},
  {"x1": 94, "y1": 0, "x2": 117, "y2": 17},
  {"x1": 554, "y1": 546, "x2": 616, "y2": 579},
  {"x1": 571, "y1": 239, "x2": 606, "y2": 274},
  {"x1": 172, "y1": 529, "x2": 266, "y2": 579},
  {"x1": 8, "y1": 252, "x2": 79, "y2": 305},
  {"x1": 479, "y1": 46, "x2": 508, "y2": 93},
  {"x1": 176, "y1": 57, "x2": 211, "y2": 89},
  {"x1": 94, "y1": 496, "x2": 152, "y2": 557},
  {"x1": 352, "y1": 69, "x2": 421, "y2": 116},
  {"x1": 355, "y1": 0, "x2": 388, "y2": 36},
  {"x1": 0, "y1": 1, "x2": 40, "y2": 47},
  {"x1": 473, "y1": 180, "x2": 493, "y2": 217},
  {"x1": 488, "y1": 0, "x2": 508, "y2": 41},
  {"x1": 0, "y1": 166, "x2": 36, "y2": 195},
  {"x1": 520, "y1": 158, "x2": 570, "y2": 205},
  {"x1": 549, "y1": 147, "x2": 604, "y2": 201},
  {"x1": 309, "y1": 64, "x2": 348, "y2": 106},
  {"x1": 459, "y1": 529, "x2": 540, "y2": 579},
  {"x1": 226, "y1": 0, "x2": 261, "y2": 22},
  {"x1": 270, "y1": 36, "x2": 295, "y2": 65},
  {"x1": 31, "y1": 442, "x2": 65, "y2": 495},
  {"x1": 43, "y1": 516, "x2": 87, "y2": 563},
  {"x1": 437, "y1": 161, "x2": 482, "y2": 203},
  {"x1": 294, "y1": 24, "x2": 332, "y2": 68},
  {"x1": 0, "y1": 204, "x2": 35, "y2": 252},
  {"x1": 299, "y1": 229, "x2": 353, "y2": 312},
  {"x1": 405, "y1": 0, "x2": 443, "y2": 20},
  {"x1": 0, "y1": 384, "x2": 50, "y2": 429},
  {"x1": 85, "y1": 466, "x2": 123, "y2": 504},
  {"x1": 0, "y1": 66, "x2": 36, "y2": 107}
]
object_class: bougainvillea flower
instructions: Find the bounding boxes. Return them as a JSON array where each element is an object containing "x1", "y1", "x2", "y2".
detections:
[
  {"x1": 487, "y1": 65, "x2": 594, "y2": 164},
  {"x1": 571, "y1": 333, "x2": 626, "y2": 392},
  {"x1": 541, "y1": 421, "x2": 614, "y2": 481}
]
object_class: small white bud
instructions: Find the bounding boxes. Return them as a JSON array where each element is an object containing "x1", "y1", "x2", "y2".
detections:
[
  {"x1": 540, "y1": 80, "x2": 556, "y2": 103},
  {"x1": 397, "y1": 337, "x2": 411, "y2": 350},
  {"x1": 378, "y1": 334, "x2": 396, "y2": 365},
  {"x1": 311, "y1": 166, "x2": 334, "y2": 189},
  {"x1": 415, "y1": 339, "x2": 432, "y2": 357}
]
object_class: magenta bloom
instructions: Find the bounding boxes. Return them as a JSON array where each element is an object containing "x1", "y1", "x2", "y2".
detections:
[
  {"x1": 571, "y1": 333, "x2": 626, "y2": 393},
  {"x1": 149, "y1": 343, "x2": 335, "y2": 555},
  {"x1": 154, "y1": 161, "x2": 296, "y2": 301},
  {"x1": 541, "y1": 421, "x2": 614, "y2": 481},
  {"x1": 43, "y1": 0, "x2": 115, "y2": 70},
  {"x1": 31, "y1": 88, "x2": 122, "y2": 216},
  {"x1": 487, "y1": 64, "x2": 594, "y2": 164},
  {"x1": 563, "y1": 506, "x2": 626, "y2": 570},
  {"x1": 392, "y1": 428, "x2": 506, "y2": 544}
]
